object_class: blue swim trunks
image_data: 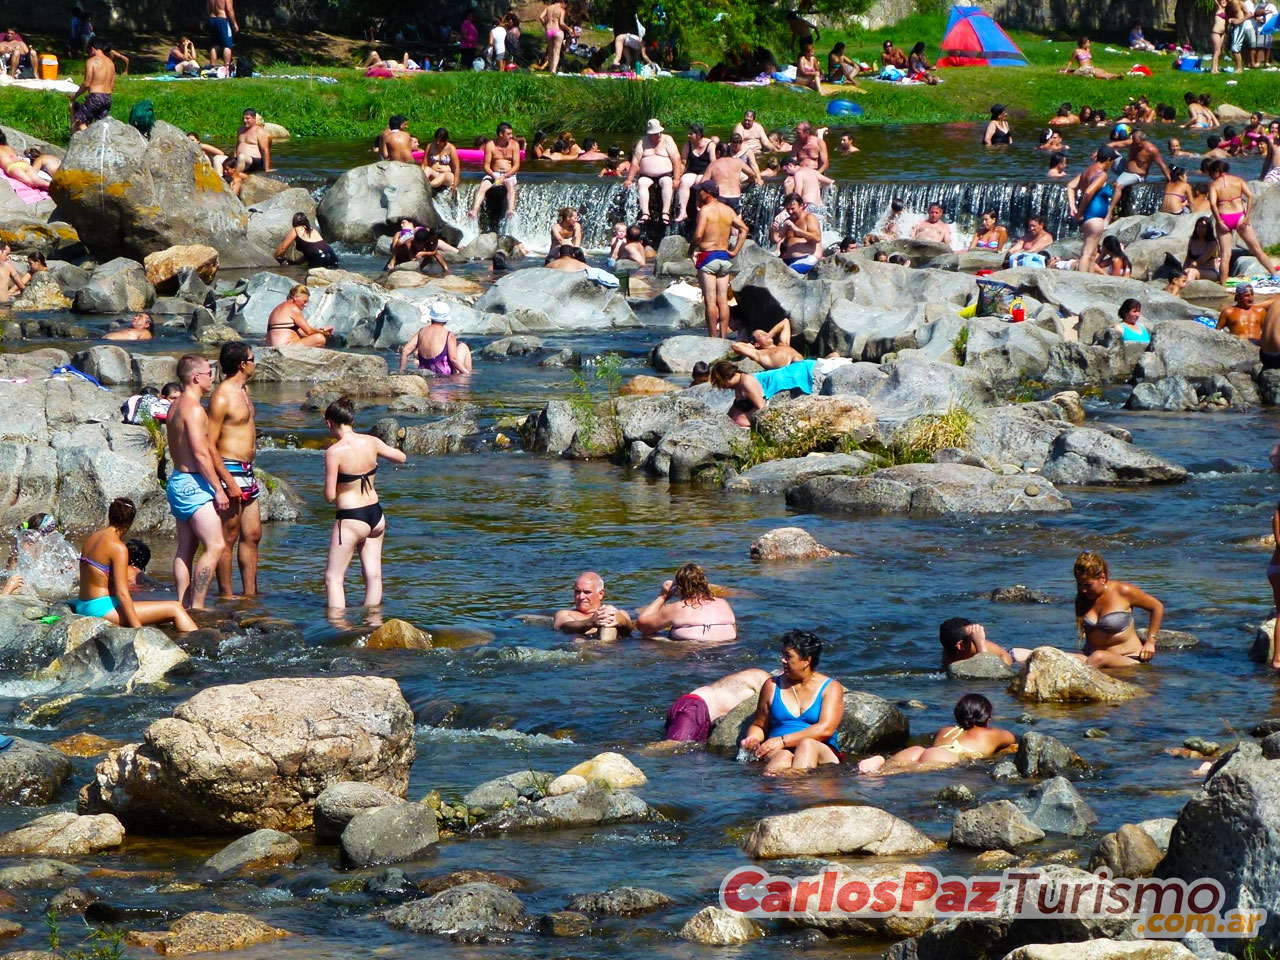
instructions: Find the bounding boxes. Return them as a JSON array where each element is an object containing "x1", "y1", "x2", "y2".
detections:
[
  {"x1": 209, "y1": 16, "x2": 234, "y2": 49},
  {"x1": 756, "y1": 359, "x2": 817, "y2": 400},
  {"x1": 166, "y1": 471, "x2": 217, "y2": 522},
  {"x1": 76, "y1": 594, "x2": 122, "y2": 619}
]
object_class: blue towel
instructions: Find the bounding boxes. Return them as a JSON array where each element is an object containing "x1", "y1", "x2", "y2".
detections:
[
  {"x1": 755, "y1": 359, "x2": 816, "y2": 400},
  {"x1": 0, "y1": 736, "x2": 14, "y2": 752}
]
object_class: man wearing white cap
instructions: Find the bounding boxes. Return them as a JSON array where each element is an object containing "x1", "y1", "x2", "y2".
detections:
[
  {"x1": 623, "y1": 118, "x2": 682, "y2": 224},
  {"x1": 398, "y1": 301, "x2": 473, "y2": 375}
]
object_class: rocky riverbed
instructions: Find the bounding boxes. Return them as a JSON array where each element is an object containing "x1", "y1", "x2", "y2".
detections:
[{"x1": 0, "y1": 115, "x2": 1279, "y2": 960}]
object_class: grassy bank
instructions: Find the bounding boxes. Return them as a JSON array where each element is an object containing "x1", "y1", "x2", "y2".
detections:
[{"x1": 2, "y1": 13, "x2": 1275, "y2": 146}]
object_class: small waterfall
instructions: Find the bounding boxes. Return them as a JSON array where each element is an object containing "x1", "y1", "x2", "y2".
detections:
[{"x1": 432, "y1": 178, "x2": 1165, "y2": 254}]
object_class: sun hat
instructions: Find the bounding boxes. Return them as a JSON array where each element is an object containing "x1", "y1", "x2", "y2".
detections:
[
  {"x1": 645, "y1": 118, "x2": 664, "y2": 135},
  {"x1": 428, "y1": 301, "x2": 451, "y2": 322}
]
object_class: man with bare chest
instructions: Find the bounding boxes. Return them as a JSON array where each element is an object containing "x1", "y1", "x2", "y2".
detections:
[
  {"x1": 378, "y1": 115, "x2": 415, "y2": 163},
  {"x1": 208, "y1": 342, "x2": 262, "y2": 598},
  {"x1": 790, "y1": 121, "x2": 828, "y2": 174},
  {"x1": 208, "y1": 0, "x2": 238, "y2": 72},
  {"x1": 1218, "y1": 285, "x2": 1276, "y2": 342},
  {"x1": 469, "y1": 121, "x2": 521, "y2": 220}
]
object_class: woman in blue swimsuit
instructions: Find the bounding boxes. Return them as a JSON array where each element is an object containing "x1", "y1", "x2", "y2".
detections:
[
  {"x1": 740, "y1": 631, "x2": 845, "y2": 774},
  {"x1": 1069, "y1": 146, "x2": 1119, "y2": 273},
  {"x1": 77, "y1": 498, "x2": 197, "y2": 631}
]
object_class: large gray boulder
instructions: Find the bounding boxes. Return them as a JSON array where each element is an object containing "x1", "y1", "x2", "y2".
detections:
[
  {"x1": 246, "y1": 187, "x2": 318, "y2": 256},
  {"x1": 646, "y1": 417, "x2": 744, "y2": 482},
  {"x1": 253, "y1": 346, "x2": 389, "y2": 383},
  {"x1": 1040, "y1": 428, "x2": 1187, "y2": 485},
  {"x1": 990, "y1": 268, "x2": 1204, "y2": 327},
  {"x1": 306, "y1": 282, "x2": 392, "y2": 347},
  {"x1": 743, "y1": 805, "x2": 935, "y2": 858},
  {"x1": 1137, "y1": 320, "x2": 1258, "y2": 380},
  {"x1": 340, "y1": 802, "x2": 439, "y2": 868},
  {"x1": 475, "y1": 268, "x2": 637, "y2": 331},
  {"x1": 317, "y1": 161, "x2": 454, "y2": 245},
  {"x1": 1155, "y1": 741, "x2": 1280, "y2": 951},
  {"x1": 314, "y1": 781, "x2": 406, "y2": 843},
  {"x1": 650, "y1": 336, "x2": 734, "y2": 373},
  {"x1": 78, "y1": 676, "x2": 415, "y2": 833},
  {"x1": 385, "y1": 883, "x2": 525, "y2": 939},
  {"x1": 856, "y1": 357, "x2": 997, "y2": 426},
  {"x1": 732, "y1": 254, "x2": 857, "y2": 345},
  {"x1": 787, "y1": 463, "x2": 1071, "y2": 516},
  {"x1": 71, "y1": 345, "x2": 132, "y2": 387},
  {"x1": 36, "y1": 620, "x2": 189, "y2": 694},
  {"x1": 1126, "y1": 377, "x2": 1200, "y2": 411},
  {"x1": 1019, "y1": 777, "x2": 1097, "y2": 836},
  {"x1": 951, "y1": 799, "x2": 1046, "y2": 851},
  {"x1": 0, "y1": 738, "x2": 73, "y2": 805},
  {"x1": 72, "y1": 258, "x2": 155, "y2": 314},
  {"x1": 49, "y1": 120, "x2": 273, "y2": 268},
  {"x1": 228, "y1": 271, "x2": 303, "y2": 336}
]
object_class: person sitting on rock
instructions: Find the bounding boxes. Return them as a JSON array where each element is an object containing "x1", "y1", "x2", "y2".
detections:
[
  {"x1": 730, "y1": 318, "x2": 803, "y2": 369},
  {"x1": 552, "y1": 570, "x2": 633, "y2": 641},
  {"x1": 939, "y1": 617, "x2": 1016, "y2": 668},
  {"x1": 266, "y1": 284, "x2": 332, "y2": 348},
  {"x1": 273, "y1": 212, "x2": 338, "y2": 269},
  {"x1": 1074, "y1": 550, "x2": 1163, "y2": 666},
  {"x1": 740, "y1": 630, "x2": 844, "y2": 774},
  {"x1": 858, "y1": 694, "x2": 1015, "y2": 774},
  {"x1": 910, "y1": 203, "x2": 953, "y2": 247},
  {"x1": 635, "y1": 563, "x2": 737, "y2": 642},
  {"x1": 1218, "y1": 284, "x2": 1276, "y2": 343},
  {"x1": 77, "y1": 497, "x2": 197, "y2": 631},
  {"x1": 1005, "y1": 216, "x2": 1055, "y2": 268},
  {"x1": 663, "y1": 668, "x2": 772, "y2": 742},
  {"x1": 104, "y1": 312, "x2": 153, "y2": 342},
  {"x1": 0, "y1": 242, "x2": 31, "y2": 304}
]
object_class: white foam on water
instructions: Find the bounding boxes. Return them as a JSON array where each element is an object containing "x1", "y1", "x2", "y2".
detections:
[{"x1": 416, "y1": 724, "x2": 573, "y2": 747}]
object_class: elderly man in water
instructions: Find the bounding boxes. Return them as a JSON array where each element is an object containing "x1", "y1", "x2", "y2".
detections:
[
  {"x1": 635, "y1": 563, "x2": 737, "y2": 642},
  {"x1": 663, "y1": 668, "x2": 772, "y2": 742},
  {"x1": 553, "y1": 571, "x2": 633, "y2": 641}
]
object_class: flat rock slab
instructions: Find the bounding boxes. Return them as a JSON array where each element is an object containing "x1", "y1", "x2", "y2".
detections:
[
  {"x1": 566, "y1": 886, "x2": 672, "y2": 915},
  {"x1": 787, "y1": 463, "x2": 1071, "y2": 516},
  {"x1": 728, "y1": 453, "x2": 876, "y2": 495},
  {"x1": 127, "y1": 911, "x2": 289, "y2": 955},
  {"x1": 474, "y1": 783, "x2": 653, "y2": 834},
  {"x1": 744, "y1": 805, "x2": 935, "y2": 859},
  {"x1": 0, "y1": 813, "x2": 123, "y2": 856},
  {"x1": 385, "y1": 882, "x2": 525, "y2": 938}
]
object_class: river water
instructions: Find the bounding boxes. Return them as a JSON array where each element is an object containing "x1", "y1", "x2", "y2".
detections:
[{"x1": 0, "y1": 122, "x2": 1277, "y2": 958}]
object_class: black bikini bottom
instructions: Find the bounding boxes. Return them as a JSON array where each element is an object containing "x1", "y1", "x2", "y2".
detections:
[{"x1": 335, "y1": 502, "x2": 384, "y2": 543}]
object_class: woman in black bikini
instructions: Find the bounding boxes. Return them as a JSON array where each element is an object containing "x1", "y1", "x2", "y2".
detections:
[
  {"x1": 322, "y1": 398, "x2": 407, "y2": 610},
  {"x1": 1073, "y1": 551, "x2": 1163, "y2": 667},
  {"x1": 983, "y1": 104, "x2": 1013, "y2": 147},
  {"x1": 273, "y1": 213, "x2": 338, "y2": 268}
]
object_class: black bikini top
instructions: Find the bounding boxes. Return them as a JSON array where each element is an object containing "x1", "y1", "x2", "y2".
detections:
[{"x1": 337, "y1": 465, "x2": 376, "y2": 494}]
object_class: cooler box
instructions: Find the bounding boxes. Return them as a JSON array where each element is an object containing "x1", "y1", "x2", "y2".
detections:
[{"x1": 39, "y1": 55, "x2": 58, "y2": 80}]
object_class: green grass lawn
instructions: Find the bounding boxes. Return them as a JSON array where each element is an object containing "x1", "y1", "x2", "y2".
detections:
[{"x1": 1, "y1": 12, "x2": 1272, "y2": 147}]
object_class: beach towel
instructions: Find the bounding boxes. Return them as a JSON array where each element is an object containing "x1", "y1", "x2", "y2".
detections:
[
  {"x1": 756, "y1": 359, "x2": 817, "y2": 400},
  {"x1": 2, "y1": 172, "x2": 48, "y2": 204},
  {"x1": 584, "y1": 266, "x2": 620, "y2": 288},
  {"x1": 0, "y1": 74, "x2": 78, "y2": 93}
]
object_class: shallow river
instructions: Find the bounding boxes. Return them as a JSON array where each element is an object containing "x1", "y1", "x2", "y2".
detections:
[{"x1": 1, "y1": 328, "x2": 1278, "y2": 957}]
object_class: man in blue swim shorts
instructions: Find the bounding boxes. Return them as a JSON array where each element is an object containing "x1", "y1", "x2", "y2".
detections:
[
  {"x1": 690, "y1": 182, "x2": 748, "y2": 338},
  {"x1": 166, "y1": 354, "x2": 233, "y2": 610},
  {"x1": 207, "y1": 0, "x2": 239, "y2": 74}
]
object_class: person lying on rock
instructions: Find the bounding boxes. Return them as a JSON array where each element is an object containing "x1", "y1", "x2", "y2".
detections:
[
  {"x1": 552, "y1": 570, "x2": 633, "y2": 641},
  {"x1": 709, "y1": 358, "x2": 818, "y2": 426},
  {"x1": 858, "y1": 694, "x2": 1015, "y2": 774},
  {"x1": 1073, "y1": 550, "x2": 1163, "y2": 666},
  {"x1": 266, "y1": 284, "x2": 332, "y2": 348},
  {"x1": 1218, "y1": 284, "x2": 1276, "y2": 343},
  {"x1": 77, "y1": 497, "x2": 197, "y2": 631},
  {"x1": 740, "y1": 631, "x2": 844, "y2": 774},
  {"x1": 730, "y1": 317, "x2": 803, "y2": 369},
  {"x1": 104, "y1": 312, "x2": 153, "y2": 342},
  {"x1": 663, "y1": 668, "x2": 772, "y2": 742},
  {"x1": 939, "y1": 617, "x2": 1017, "y2": 668},
  {"x1": 635, "y1": 563, "x2": 737, "y2": 642}
]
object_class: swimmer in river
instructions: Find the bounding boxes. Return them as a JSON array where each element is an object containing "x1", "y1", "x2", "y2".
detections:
[
  {"x1": 662, "y1": 668, "x2": 772, "y2": 742},
  {"x1": 398, "y1": 301, "x2": 473, "y2": 376},
  {"x1": 376, "y1": 114, "x2": 415, "y2": 163},
  {"x1": 740, "y1": 631, "x2": 845, "y2": 774},
  {"x1": 1218, "y1": 284, "x2": 1276, "y2": 343},
  {"x1": 552, "y1": 571, "x2": 633, "y2": 641},
  {"x1": 857, "y1": 694, "x2": 1016, "y2": 774},
  {"x1": 322, "y1": 397, "x2": 408, "y2": 610},
  {"x1": 1074, "y1": 550, "x2": 1163, "y2": 666},
  {"x1": 938, "y1": 617, "x2": 1017, "y2": 668},
  {"x1": 635, "y1": 563, "x2": 737, "y2": 642},
  {"x1": 730, "y1": 318, "x2": 803, "y2": 369}
]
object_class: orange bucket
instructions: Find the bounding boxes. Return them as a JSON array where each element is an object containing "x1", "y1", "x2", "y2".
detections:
[{"x1": 39, "y1": 55, "x2": 58, "y2": 80}]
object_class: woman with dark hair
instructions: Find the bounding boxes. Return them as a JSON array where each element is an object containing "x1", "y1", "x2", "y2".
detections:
[
  {"x1": 1074, "y1": 551, "x2": 1163, "y2": 666},
  {"x1": 740, "y1": 630, "x2": 845, "y2": 774},
  {"x1": 907, "y1": 42, "x2": 938, "y2": 84},
  {"x1": 635, "y1": 563, "x2": 737, "y2": 641},
  {"x1": 1161, "y1": 166, "x2": 1192, "y2": 215},
  {"x1": 273, "y1": 212, "x2": 338, "y2": 268},
  {"x1": 530, "y1": 129, "x2": 552, "y2": 160},
  {"x1": 1093, "y1": 234, "x2": 1132, "y2": 277},
  {"x1": 1111, "y1": 298, "x2": 1151, "y2": 344},
  {"x1": 322, "y1": 398, "x2": 407, "y2": 610},
  {"x1": 983, "y1": 104, "x2": 1012, "y2": 146},
  {"x1": 858, "y1": 694, "x2": 1016, "y2": 774},
  {"x1": 1182, "y1": 215, "x2": 1221, "y2": 282},
  {"x1": 77, "y1": 498, "x2": 197, "y2": 631},
  {"x1": 826, "y1": 41, "x2": 866, "y2": 90},
  {"x1": 423, "y1": 127, "x2": 460, "y2": 194}
]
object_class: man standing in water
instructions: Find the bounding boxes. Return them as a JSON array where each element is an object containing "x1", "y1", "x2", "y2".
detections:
[
  {"x1": 1219, "y1": 285, "x2": 1277, "y2": 342},
  {"x1": 701, "y1": 142, "x2": 762, "y2": 214},
  {"x1": 690, "y1": 182, "x2": 748, "y2": 338},
  {"x1": 790, "y1": 121, "x2": 829, "y2": 174},
  {"x1": 69, "y1": 37, "x2": 115, "y2": 132},
  {"x1": 377, "y1": 115, "x2": 415, "y2": 163},
  {"x1": 167, "y1": 355, "x2": 232, "y2": 611},
  {"x1": 470, "y1": 122, "x2": 520, "y2": 221},
  {"x1": 208, "y1": 342, "x2": 262, "y2": 598},
  {"x1": 208, "y1": 0, "x2": 238, "y2": 73},
  {"x1": 911, "y1": 203, "x2": 954, "y2": 247},
  {"x1": 733, "y1": 110, "x2": 772, "y2": 156},
  {"x1": 553, "y1": 571, "x2": 633, "y2": 641}
]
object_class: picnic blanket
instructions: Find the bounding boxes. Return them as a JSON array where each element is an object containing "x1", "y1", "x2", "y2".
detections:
[{"x1": 0, "y1": 74, "x2": 78, "y2": 94}]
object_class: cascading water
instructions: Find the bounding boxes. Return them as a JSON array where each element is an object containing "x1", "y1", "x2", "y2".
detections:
[
  {"x1": 12, "y1": 527, "x2": 78, "y2": 600},
  {"x1": 431, "y1": 177, "x2": 1165, "y2": 253}
]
